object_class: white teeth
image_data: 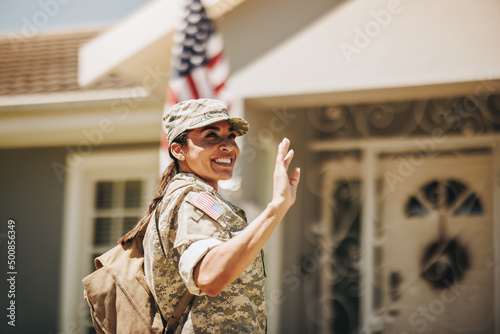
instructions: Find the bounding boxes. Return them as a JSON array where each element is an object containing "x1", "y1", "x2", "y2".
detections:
[{"x1": 215, "y1": 158, "x2": 231, "y2": 164}]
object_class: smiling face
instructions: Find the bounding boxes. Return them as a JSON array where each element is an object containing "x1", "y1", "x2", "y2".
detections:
[{"x1": 171, "y1": 120, "x2": 240, "y2": 190}]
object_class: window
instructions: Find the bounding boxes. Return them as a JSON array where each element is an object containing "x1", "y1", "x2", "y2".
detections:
[
  {"x1": 59, "y1": 149, "x2": 158, "y2": 334},
  {"x1": 406, "y1": 179, "x2": 483, "y2": 217},
  {"x1": 92, "y1": 180, "x2": 143, "y2": 253}
]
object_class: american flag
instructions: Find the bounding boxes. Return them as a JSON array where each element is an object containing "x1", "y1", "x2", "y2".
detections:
[
  {"x1": 191, "y1": 193, "x2": 224, "y2": 220},
  {"x1": 160, "y1": 0, "x2": 231, "y2": 171}
]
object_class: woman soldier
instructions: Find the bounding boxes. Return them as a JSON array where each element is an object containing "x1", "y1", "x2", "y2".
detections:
[{"x1": 120, "y1": 98, "x2": 300, "y2": 333}]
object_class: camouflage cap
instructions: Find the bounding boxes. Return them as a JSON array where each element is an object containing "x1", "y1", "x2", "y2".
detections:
[{"x1": 163, "y1": 98, "x2": 249, "y2": 145}]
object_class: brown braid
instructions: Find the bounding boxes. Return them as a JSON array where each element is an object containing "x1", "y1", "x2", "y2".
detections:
[{"x1": 118, "y1": 131, "x2": 188, "y2": 245}]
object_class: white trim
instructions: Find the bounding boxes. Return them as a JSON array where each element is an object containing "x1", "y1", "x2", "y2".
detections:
[
  {"x1": 240, "y1": 79, "x2": 500, "y2": 112},
  {"x1": 318, "y1": 165, "x2": 336, "y2": 334},
  {"x1": 360, "y1": 145, "x2": 377, "y2": 333},
  {"x1": 494, "y1": 140, "x2": 500, "y2": 333},
  {"x1": 0, "y1": 107, "x2": 159, "y2": 133},
  {"x1": 309, "y1": 134, "x2": 500, "y2": 153},
  {"x1": 0, "y1": 106, "x2": 161, "y2": 148},
  {"x1": 58, "y1": 148, "x2": 159, "y2": 334},
  {"x1": 0, "y1": 87, "x2": 149, "y2": 109},
  {"x1": 318, "y1": 159, "x2": 362, "y2": 334}
]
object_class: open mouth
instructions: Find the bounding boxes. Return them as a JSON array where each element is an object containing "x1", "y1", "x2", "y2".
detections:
[{"x1": 213, "y1": 157, "x2": 233, "y2": 167}]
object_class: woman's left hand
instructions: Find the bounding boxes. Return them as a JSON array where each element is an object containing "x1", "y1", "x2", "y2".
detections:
[{"x1": 271, "y1": 138, "x2": 301, "y2": 211}]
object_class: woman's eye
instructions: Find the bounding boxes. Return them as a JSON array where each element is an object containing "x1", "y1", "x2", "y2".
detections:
[
  {"x1": 228, "y1": 133, "x2": 237, "y2": 139},
  {"x1": 206, "y1": 132, "x2": 218, "y2": 138}
]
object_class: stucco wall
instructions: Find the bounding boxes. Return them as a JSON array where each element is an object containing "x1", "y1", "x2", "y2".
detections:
[
  {"x1": 229, "y1": 0, "x2": 500, "y2": 100},
  {"x1": 219, "y1": 0, "x2": 344, "y2": 74},
  {"x1": 0, "y1": 147, "x2": 67, "y2": 333}
]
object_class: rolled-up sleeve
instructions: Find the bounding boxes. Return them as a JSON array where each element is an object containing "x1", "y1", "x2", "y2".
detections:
[
  {"x1": 178, "y1": 238, "x2": 223, "y2": 295},
  {"x1": 172, "y1": 192, "x2": 229, "y2": 295}
]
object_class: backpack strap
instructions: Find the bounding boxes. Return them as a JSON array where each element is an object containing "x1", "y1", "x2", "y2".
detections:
[
  {"x1": 154, "y1": 203, "x2": 168, "y2": 259},
  {"x1": 154, "y1": 201, "x2": 194, "y2": 334},
  {"x1": 165, "y1": 290, "x2": 194, "y2": 334}
]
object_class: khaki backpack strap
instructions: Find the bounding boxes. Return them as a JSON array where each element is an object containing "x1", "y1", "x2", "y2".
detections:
[
  {"x1": 154, "y1": 201, "x2": 194, "y2": 334},
  {"x1": 165, "y1": 290, "x2": 194, "y2": 334},
  {"x1": 154, "y1": 203, "x2": 168, "y2": 259}
]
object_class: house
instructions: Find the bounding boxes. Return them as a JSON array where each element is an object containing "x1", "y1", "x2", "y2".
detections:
[
  {"x1": 0, "y1": 27, "x2": 163, "y2": 333},
  {"x1": 1, "y1": 0, "x2": 499, "y2": 333}
]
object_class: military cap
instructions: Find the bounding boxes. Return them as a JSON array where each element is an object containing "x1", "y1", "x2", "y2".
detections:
[{"x1": 163, "y1": 98, "x2": 249, "y2": 145}]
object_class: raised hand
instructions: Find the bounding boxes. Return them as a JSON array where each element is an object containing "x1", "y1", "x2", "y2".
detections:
[
  {"x1": 272, "y1": 138, "x2": 301, "y2": 210},
  {"x1": 194, "y1": 138, "x2": 301, "y2": 296}
]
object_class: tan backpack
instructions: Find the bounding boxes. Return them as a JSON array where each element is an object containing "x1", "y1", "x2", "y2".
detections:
[{"x1": 82, "y1": 206, "x2": 193, "y2": 334}]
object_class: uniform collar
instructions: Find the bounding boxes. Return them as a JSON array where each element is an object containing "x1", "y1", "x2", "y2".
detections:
[{"x1": 168, "y1": 172, "x2": 215, "y2": 194}]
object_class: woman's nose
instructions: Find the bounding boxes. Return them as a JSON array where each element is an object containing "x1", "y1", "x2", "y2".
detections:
[{"x1": 220, "y1": 138, "x2": 235, "y2": 151}]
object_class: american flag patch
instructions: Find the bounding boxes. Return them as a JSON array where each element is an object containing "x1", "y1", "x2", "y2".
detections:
[{"x1": 191, "y1": 193, "x2": 223, "y2": 220}]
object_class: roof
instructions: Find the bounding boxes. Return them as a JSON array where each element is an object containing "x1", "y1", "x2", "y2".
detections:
[{"x1": 0, "y1": 29, "x2": 133, "y2": 97}]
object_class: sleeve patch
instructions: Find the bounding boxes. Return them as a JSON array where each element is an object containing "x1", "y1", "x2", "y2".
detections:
[{"x1": 190, "y1": 193, "x2": 224, "y2": 221}]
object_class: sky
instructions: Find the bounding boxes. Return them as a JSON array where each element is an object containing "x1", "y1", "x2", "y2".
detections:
[{"x1": 0, "y1": 0, "x2": 153, "y2": 34}]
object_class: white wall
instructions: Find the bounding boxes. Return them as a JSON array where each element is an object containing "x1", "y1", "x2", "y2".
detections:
[{"x1": 230, "y1": 0, "x2": 500, "y2": 100}]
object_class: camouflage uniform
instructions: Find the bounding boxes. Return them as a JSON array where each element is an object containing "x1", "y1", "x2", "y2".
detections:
[{"x1": 143, "y1": 173, "x2": 267, "y2": 333}]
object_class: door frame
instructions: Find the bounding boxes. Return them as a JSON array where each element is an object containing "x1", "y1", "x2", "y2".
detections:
[{"x1": 312, "y1": 134, "x2": 500, "y2": 334}]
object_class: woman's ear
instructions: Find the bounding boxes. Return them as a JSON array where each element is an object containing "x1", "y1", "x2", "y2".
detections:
[{"x1": 170, "y1": 142, "x2": 185, "y2": 161}]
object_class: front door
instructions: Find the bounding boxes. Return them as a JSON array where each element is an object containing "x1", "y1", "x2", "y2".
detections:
[{"x1": 379, "y1": 149, "x2": 495, "y2": 333}]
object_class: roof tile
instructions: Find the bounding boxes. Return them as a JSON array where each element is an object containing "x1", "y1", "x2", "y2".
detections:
[{"x1": 0, "y1": 29, "x2": 133, "y2": 97}]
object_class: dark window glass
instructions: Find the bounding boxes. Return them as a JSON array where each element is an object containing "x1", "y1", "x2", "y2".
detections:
[
  {"x1": 93, "y1": 217, "x2": 113, "y2": 246},
  {"x1": 95, "y1": 181, "x2": 113, "y2": 209},
  {"x1": 124, "y1": 180, "x2": 142, "y2": 208},
  {"x1": 407, "y1": 179, "x2": 483, "y2": 218},
  {"x1": 406, "y1": 196, "x2": 428, "y2": 217},
  {"x1": 454, "y1": 194, "x2": 483, "y2": 215}
]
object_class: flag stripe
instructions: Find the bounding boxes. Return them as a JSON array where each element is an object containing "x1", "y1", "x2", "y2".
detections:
[
  {"x1": 207, "y1": 51, "x2": 223, "y2": 69},
  {"x1": 214, "y1": 81, "x2": 225, "y2": 94},
  {"x1": 187, "y1": 74, "x2": 199, "y2": 99},
  {"x1": 166, "y1": 0, "x2": 231, "y2": 105},
  {"x1": 208, "y1": 61, "x2": 229, "y2": 88},
  {"x1": 160, "y1": 0, "x2": 232, "y2": 172},
  {"x1": 191, "y1": 68, "x2": 213, "y2": 98}
]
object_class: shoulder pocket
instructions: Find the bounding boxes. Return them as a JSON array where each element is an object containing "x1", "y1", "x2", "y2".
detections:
[{"x1": 185, "y1": 192, "x2": 227, "y2": 227}]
